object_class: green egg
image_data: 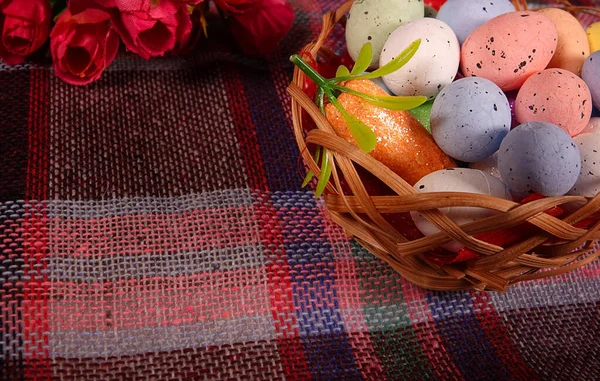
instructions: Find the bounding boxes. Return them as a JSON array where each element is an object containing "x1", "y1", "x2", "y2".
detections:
[{"x1": 408, "y1": 99, "x2": 434, "y2": 133}]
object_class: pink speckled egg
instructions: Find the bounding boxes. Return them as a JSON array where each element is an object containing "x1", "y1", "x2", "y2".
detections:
[
  {"x1": 515, "y1": 69, "x2": 592, "y2": 136},
  {"x1": 461, "y1": 11, "x2": 558, "y2": 91}
]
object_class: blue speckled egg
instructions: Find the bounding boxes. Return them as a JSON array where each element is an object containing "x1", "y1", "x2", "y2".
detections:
[
  {"x1": 498, "y1": 122, "x2": 581, "y2": 197},
  {"x1": 582, "y1": 51, "x2": 600, "y2": 109},
  {"x1": 430, "y1": 77, "x2": 511, "y2": 162},
  {"x1": 436, "y1": 0, "x2": 515, "y2": 45}
]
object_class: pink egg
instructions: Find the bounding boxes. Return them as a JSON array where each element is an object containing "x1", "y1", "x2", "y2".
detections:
[
  {"x1": 461, "y1": 11, "x2": 558, "y2": 91},
  {"x1": 515, "y1": 69, "x2": 592, "y2": 136}
]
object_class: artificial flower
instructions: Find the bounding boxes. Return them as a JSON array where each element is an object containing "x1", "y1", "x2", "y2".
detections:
[
  {"x1": 0, "y1": 0, "x2": 51, "y2": 65},
  {"x1": 50, "y1": 8, "x2": 119, "y2": 85},
  {"x1": 111, "y1": 0, "x2": 191, "y2": 59}
]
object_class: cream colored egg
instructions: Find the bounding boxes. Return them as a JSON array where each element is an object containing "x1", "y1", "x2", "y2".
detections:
[
  {"x1": 538, "y1": 8, "x2": 590, "y2": 75},
  {"x1": 410, "y1": 168, "x2": 511, "y2": 252},
  {"x1": 345, "y1": 0, "x2": 424, "y2": 69}
]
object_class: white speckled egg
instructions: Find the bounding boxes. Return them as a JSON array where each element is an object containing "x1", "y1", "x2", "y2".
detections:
[
  {"x1": 410, "y1": 168, "x2": 511, "y2": 252},
  {"x1": 470, "y1": 151, "x2": 501, "y2": 179},
  {"x1": 498, "y1": 122, "x2": 581, "y2": 197},
  {"x1": 380, "y1": 18, "x2": 460, "y2": 99},
  {"x1": 346, "y1": 0, "x2": 424, "y2": 69},
  {"x1": 569, "y1": 133, "x2": 600, "y2": 197},
  {"x1": 436, "y1": 0, "x2": 515, "y2": 45},
  {"x1": 580, "y1": 117, "x2": 600, "y2": 134}
]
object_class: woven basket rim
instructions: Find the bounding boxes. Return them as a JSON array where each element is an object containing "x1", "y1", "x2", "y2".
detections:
[{"x1": 287, "y1": 0, "x2": 600, "y2": 291}]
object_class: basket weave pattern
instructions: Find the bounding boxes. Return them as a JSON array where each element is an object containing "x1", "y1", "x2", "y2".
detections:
[{"x1": 288, "y1": 1, "x2": 600, "y2": 291}]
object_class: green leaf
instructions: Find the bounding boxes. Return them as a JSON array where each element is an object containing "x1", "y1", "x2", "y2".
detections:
[
  {"x1": 315, "y1": 149, "x2": 332, "y2": 198},
  {"x1": 336, "y1": 65, "x2": 351, "y2": 78},
  {"x1": 328, "y1": 93, "x2": 377, "y2": 153},
  {"x1": 408, "y1": 99, "x2": 434, "y2": 133},
  {"x1": 350, "y1": 43, "x2": 372, "y2": 76},
  {"x1": 333, "y1": 84, "x2": 427, "y2": 110},
  {"x1": 355, "y1": 39, "x2": 421, "y2": 79},
  {"x1": 302, "y1": 147, "x2": 322, "y2": 187}
]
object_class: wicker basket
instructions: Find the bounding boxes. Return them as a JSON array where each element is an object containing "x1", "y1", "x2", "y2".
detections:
[{"x1": 287, "y1": 0, "x2": 600, "y2": 291}]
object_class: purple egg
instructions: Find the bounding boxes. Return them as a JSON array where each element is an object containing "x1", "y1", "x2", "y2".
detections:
[
  {"x1": 504, "y1": 90, "x2": 519, "y2": 129},
  {"x1": 498, "y1": 122, "x2": 581, "y2": 197},
  {"x1": 582, "y1": 51, "x2": 600, "y2": 109}
]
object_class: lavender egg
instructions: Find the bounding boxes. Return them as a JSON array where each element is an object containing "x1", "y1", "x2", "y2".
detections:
[
  {"x1": 437, "y1": 0, "x2": 515, "y2": 45},
  {"x1": 430, "y1": 77, "x2": 511, "y2": 162},
  {"x1": 498, "y1": 122, "x2": 581, "y2": 197},
  {"x1": 582, "y1": 51, "x2": 600, "y2": 109}
]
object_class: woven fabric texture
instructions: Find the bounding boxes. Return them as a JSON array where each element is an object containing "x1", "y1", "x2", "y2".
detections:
[{"x1": 1, "y1": 0, "x2": 600, "y2": 380}]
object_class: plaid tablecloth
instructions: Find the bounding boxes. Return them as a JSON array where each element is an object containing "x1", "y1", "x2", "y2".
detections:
[{"x1": 2, "y1": 0, "x2": 600, "y2": 379}]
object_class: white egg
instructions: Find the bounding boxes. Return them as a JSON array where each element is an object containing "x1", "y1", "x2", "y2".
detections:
[
  {"x1": 345, "y1": 0, "x2": 424, "y2": 69},
  {"x1": 380, "y1": 18, "x2": 460, "y2": 99},
  {"x1": 569, "y1": 133, "x2": 600, "y2": 197},
  {"x1": 410, "y1": 168, "x2": 512, "y2": 252},
  {"x1": 469, "y1": 152, "x2": 502, "y2": 180},
  {"x1": 579, "y1": 117, "x2": 600, "y2": 134}
]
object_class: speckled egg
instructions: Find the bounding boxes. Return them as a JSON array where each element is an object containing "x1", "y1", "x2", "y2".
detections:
[
  {"x1": 430, "y1": 77, "x2": 511, "y2": 162},
  {"x1": 537, "y1": 8, "x2": 590, "y2": 75},
  {"x1": 587, "y1": 22, "x2": 600, "y2": 53},
  {"x1": 346, "y1": 0, "x2": 424, "y2": 69},
  {"x1": 515, "y1": 69, "x2": 592, "y2": 136},
  {"x1": 569, "y1": 133, "x2": 600, "y2": 197},
  {"x1": 380, "y1": 18, "x2": 460, "y2": 99},
  {"x1": 580, "y1": 117, "x2": 600, "y2": 134},
  {"x1": 461, "y1": 11, "x2": 558, "y2": 91},
  {"x1": 498, "y1": 122, "x2": 581, "y2": 197},
  {"x1": 582, "y1": 51, "x2": 600, "y2": 109},
  {"x1": 436, "y1": 0, "x2": 515, "y2": 45},
  {"x1": 411, "y1": 168, "x2": 511, "y2": 252}
]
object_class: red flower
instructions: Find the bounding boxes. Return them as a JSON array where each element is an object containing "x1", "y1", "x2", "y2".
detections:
[
  {"x1": 230, "y1": 0, "x2": 294, "y2": 55},
  {"x1": 111, "y1": 0, "x2": 192, "y2": 59},
  {"x1": 68, "y1": 0, "x2": 117, "y2": 14},
  {"x1": 214, "y1": 0, "x2": 263, "y2": 14},
  {"x1": 0, "y1": 0, "x2": 51, "y2": 65},
  {"x1": 50, "y1": 9, "x2": 119, "y2": 85}
]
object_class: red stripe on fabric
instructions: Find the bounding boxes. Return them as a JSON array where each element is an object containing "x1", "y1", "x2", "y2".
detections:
[
  {"x1": 402, "y1": 281, "x2": 464, "y2": 380},
  {"x1": 469, "y1": 291, "x2": 539, "y2": 380},
  {"x1": 51, "y1": 268, "x2": 271, "y2": 331},
  {"x1": 253, "y1": 192, "x2": 312, "y2": 380},
  {"x1": 23, "y1": 204, "x2": 50, "y2": 380},
  {"x1": 26, "y1": 69, "x2": 50, "y2": 202},
  {"x1": 25, "y1": 69, "x2": 51, "y2": 380},
  {"x1": 49, "y1": 207, "x2": 260, "y2": 257},
  {"x1": 222, "y1": 62, "x2": 269, "y2": 191}
]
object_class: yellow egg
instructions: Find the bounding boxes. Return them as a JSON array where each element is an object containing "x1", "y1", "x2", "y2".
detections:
[
  {"x1": 587, "y1": 22, "x2": 600, "y2": 53},
  {"x1": 537, "y1": 8, "x2": 590, "y2": 76}
]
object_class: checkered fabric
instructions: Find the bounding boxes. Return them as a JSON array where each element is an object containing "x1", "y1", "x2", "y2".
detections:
[{"x1": 1, "y1": 0, "x2": 600, "y2": 380}]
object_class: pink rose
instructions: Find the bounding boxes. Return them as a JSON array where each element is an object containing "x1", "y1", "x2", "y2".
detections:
[
  {"x1": 111, "y1": 0, "x2": 192, "y2": 59},
  {"x1": 230, "y1": 0, "x2": 294, "y2": 56},
  {"x1": 0, "y1": 0, "x2": 51, "y2": 65},
  {"x1": 50, "y1": 9, "x2": 119, "y2": 85}
]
